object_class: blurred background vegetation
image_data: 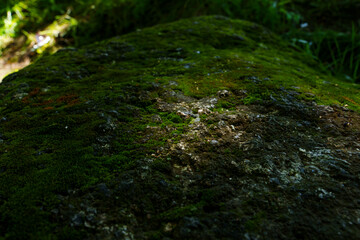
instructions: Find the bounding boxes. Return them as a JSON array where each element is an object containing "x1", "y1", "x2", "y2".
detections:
[{"x1": 0, "y1": 0, "x2": 359, "y2": 82}]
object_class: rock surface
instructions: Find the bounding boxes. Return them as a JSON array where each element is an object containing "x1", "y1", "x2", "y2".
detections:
[{"x1": 0, "y1": 16, "x2": 360, "y2": 239}]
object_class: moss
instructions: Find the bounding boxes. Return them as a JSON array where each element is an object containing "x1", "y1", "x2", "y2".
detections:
[
  {"x1": 244, "y1": 211, "x2": 267, "y2": 232},
  {"x1": 145, "y1": 231, "x2": 164, "y2": 240},
  {"x1": 215, "y1": 100, "x2": 235, "y2": 109},
  {"x1": 167, "y1": 113, "x2": 183, "y2": 124},
  {"x1": 151, "y1": 159, "x2": 172, "y2": 173},
  {"x1": 0, "y1": 15, "x2": 359, "y2": 238},
  {"x1": 158, "y1": 202, "x2": 204, "y2": 221}
]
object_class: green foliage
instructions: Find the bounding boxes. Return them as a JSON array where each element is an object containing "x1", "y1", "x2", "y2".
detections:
[
  {"x1": 285, "y1": 0, "x2": 360, "y2": 82},
  {"x1": 290, "y1": 25, "x2": 360, "y2": 82},
  {"x1": 0, "y1": 0, "x2": 298, "y2": 48}
]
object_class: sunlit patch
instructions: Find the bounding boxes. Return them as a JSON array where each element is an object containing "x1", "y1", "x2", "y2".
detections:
[
  {"x1": 0, "y1": 8, "x2": 78, "y2": 82},
  {"x1": 33, "y1": 34, "x2": 51, "y2": 50}
]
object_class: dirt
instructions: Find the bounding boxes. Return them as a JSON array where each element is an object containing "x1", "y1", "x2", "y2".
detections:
[{"x1": 0, "y1": 58, "x2": 30, "y2": 82}]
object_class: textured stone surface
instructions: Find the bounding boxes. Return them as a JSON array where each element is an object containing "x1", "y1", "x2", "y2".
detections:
[{"x1": 0, "y1": 16, "x2": 359, "y2": 239}]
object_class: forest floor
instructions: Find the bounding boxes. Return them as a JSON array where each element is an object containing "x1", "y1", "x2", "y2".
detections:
[
  {"x1": 0, "y1": 36, "x2": 34, "y2": 82},
  {"x1": 0, "y1": 58, "x2": 30, "y2": 82}
]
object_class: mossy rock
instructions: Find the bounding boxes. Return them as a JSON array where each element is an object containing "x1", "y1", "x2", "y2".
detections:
[{"x1": 0, "y1": 16, "x2": 360, "y2": 239}]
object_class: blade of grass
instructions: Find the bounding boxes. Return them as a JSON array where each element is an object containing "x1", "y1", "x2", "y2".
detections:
[
  {"x1": 349, "y1": 23, "x2": 355, "y2": 71},
  {"x1": 354, "y1": 59, "x2": 360, "y2": 81}
]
